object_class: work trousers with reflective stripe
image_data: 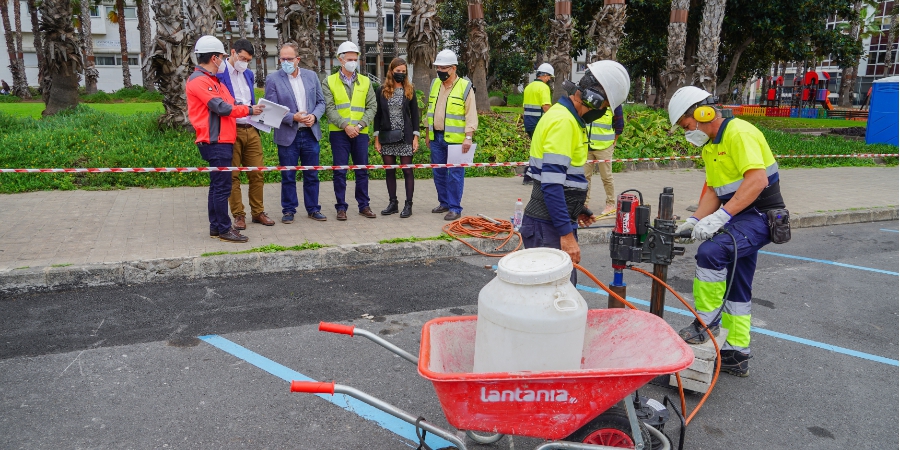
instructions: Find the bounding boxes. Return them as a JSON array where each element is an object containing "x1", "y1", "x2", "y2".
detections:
[{"x1": 693, "y1": 207, "x2": 771, "y2": 354}]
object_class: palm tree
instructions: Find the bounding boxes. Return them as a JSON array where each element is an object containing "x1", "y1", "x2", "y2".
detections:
[
  {"x1": 186, "y1": 0, "x2": 221, "y2": 42},
  {"x1": 587, "y1": 0, "x2": 627, "y2": 62},
  {"x1": 110, "y1": 0, "x2": 132, "y2": 88},
  {"x1": 12, "y1": 0, "x2": 29, "y2": 96},
  {"x1": 318, "y1": 0, "x2": 343, "y2": 70},
  {"x1": 235, "y1": 0, "x2": 247, "y2": 39},
  {"x1": 392, "y1": 0, "x2": 400, "y2": 57},
  {"x1": 694, "y1": 0, "x2": 726, "y2": 93},
  {"x1": 136, "y1": 0, "x2": 154, "y2": 91},
  {"x1": 39, "y1": 0, "x2": 82, "y2": 115},
  {"x1": 79, "y1": 0, "x2": 98, "y2": 94},
  {"x1": 352, "y1": 0, "x2": 368, "y2": 66},
  {"x1": 279, "y1": 0, "x2": 319, "y2": 71},
  {"x1": 375, "y1": 0, "x2": 384, "y2": 80},
  {"x1": 1, "y1": 0, "x2": 29, "y2": 98},
  {"x1": 838, "y1": 1, "x2": 880, "y2": 106},
  {"x1": 26, "y1": 0, "x2": 43, "y2": 92},
  {"x1": 146, "y1": 0, "x2": 193, "y2": 129},
  {"x1": 405, "y1": 0, "x2": 441, "y2": 93},
  {"x1": 466, "y1": 0, "x2": 490, "y2": 112},
  {"x1": 660, "y1": 0, "x2": 690, "y2": 108},
  {"x1": 252, "y1": 0, "x2": 269, "y2": 85},
  {"x1": 342, "y1": 0, "x2": 353, "y2": 42},
  {"x1": 883, "y1": 3, "x2": 898, "y2": 77},
  {"x1": 277, "y1": 0, "x2": 285, "y2": 45},
  {"x1": 548, "y1": 0, "x2": 573, "y2": 101}
]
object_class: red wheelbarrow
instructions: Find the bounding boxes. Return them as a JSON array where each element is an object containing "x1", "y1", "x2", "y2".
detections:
[{"x1": 291, "y1": 308, "x2": 693, "y2": 450}]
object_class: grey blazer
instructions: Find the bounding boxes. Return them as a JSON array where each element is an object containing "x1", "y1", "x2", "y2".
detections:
[{"x1": 264, "y1": 68, "x2": 326, "y2": 146}]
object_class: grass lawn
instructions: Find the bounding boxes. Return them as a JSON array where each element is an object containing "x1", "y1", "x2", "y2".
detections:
[
  {"x1": 0, "y1": 102, "x2": 164, "y2": 119},
  {"x1": 736, "y1": 115, "x2": 865, "y2": 129}
]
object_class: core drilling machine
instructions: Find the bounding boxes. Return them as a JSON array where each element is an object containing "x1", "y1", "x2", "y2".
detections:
[{"x1": 607, "y1": 187, "x2": 685, "y2": 316}]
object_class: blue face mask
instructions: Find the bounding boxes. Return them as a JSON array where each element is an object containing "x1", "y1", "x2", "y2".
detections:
[{"x1": 281, "y1": 61, "x2": 295, "y2": 74}]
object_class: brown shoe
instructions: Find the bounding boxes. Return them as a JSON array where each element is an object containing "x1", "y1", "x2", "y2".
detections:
[
  {"x1": 336, "y1": 210, "x2": 348, "y2": 221},
  {"x1": 252, "y1": 212, "x2": 275, "y2": 226},
  {"x1": 233, "y1": 215, "x2": 247, "y2": 230},
  {"x1": 218, "y1": 228, "x2": 249, "y2": 243},
  {"x1": 359, "y1": 207, "x2": 377, "y2": 219}
]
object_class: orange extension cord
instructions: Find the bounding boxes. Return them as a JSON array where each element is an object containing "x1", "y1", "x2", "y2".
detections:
[{"x1": 442, "y1": 216, "x2": 522, "y2": 257}]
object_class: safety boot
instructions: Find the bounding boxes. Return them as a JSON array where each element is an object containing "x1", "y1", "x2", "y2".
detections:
[
  {"x1": 719, "y1": 350, "x2": 751, "y2": 377},
  {"x1": 678, "y1": 319, "x2": 720, "y2": 344}
]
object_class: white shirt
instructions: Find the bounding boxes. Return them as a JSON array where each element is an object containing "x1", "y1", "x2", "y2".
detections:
[
  {"x1": 227, "y1": 59, "x2": 252, "y2": 125},
  {"x1": 288, "y1": 70, "x2": 308, "y2": 128}
]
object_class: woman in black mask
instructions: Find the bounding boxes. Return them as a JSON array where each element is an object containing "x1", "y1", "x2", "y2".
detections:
[{"x1": 373, "y1": 58, "x2": 420, "y2": 218}]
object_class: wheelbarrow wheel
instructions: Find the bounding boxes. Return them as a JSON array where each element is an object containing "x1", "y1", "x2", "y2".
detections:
[
  {"x1": 465, "y1": 430, "x2": 505, "y2": 444},
  {"x1": 565, "y1": 406, "x2": 652, "y2": 449}
]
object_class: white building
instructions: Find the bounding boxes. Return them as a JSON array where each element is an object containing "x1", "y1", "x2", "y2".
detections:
[{"x1": 0, "y1": 0, "x2": 414, "y2": 93}]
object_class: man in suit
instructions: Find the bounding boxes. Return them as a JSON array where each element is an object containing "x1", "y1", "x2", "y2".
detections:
[
  {"x1": 264, "y1": 42, "x2": 328, "y2": 223},
  {"x1": 217, "y1": 38, "x2": 274, "y2": 229}
]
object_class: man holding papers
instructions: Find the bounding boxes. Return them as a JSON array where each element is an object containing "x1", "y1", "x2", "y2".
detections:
[
  {"x1": 217, "y1": 39, "x2": 273, "y2": 229},
  {"x1": 264, "y1": 42, "x2": 328, "y2": 223}
]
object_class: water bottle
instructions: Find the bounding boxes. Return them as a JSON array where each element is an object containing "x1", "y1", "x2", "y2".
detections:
[{"x1": 513, "y1": 198, "x2": 524, "y2": 231}]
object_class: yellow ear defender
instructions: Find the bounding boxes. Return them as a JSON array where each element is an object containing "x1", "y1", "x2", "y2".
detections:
[{"x1": 693, "y1": 105, "x2": 717, "y2": 123}]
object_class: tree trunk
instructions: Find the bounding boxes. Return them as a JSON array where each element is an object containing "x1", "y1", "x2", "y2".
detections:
[
  {"x1": 661, "y1": 0, "x2": 690, "y2": 108},
  {"x1": 147, "y1": 0, "x2": 193, "y2": 129},
  {"x1": 277, "y1": 0, "x2": 285, "y2": 46},
  {"x1": 376, "y1": 0, "x2": 384, "y2": 80},
  {"x1": 250, "y1": 0, "x2": 262, "y2": 86},
  {"x1": 79, "y1": 0, "x2": 98, "y2": 94},
  {"x1": 186, "y1": 0, "x2": 220, "y2": 44},
  {"x1": 12, "y1": 0, "x2": 28, "y2": 95},
  {"x1": 714, "y1": 35, "x2": 753, "y2": 96},
  {"x1": 357, "y1": 1, "x2": 366, "y2": 66},
  {"x1": 328, "y1": 18, "x2": 335, "y2": 70},
  {"x1": 405, "y1": 0, "x2": 441, "y2": 96},
  {"x1": 883, "y1": 6, "x2": 898, "y2": 77},
  {"x1": 114, "y1": 0, "x2": 131, "y2": 88},
  {"x1": 137, "y1": 0, "x2": 154, "y2": 91},
  {"x1": 258, "y1": 0, "x2": 268, "y2": 81},
  {"x1": 1, "y1": 0, "x2": 28, "y2": 98},
  {"x1": 838, "y1": 2, "x2": 863, "y2": 107},
  {"x1": 393, "y1": 0, "x2": 400, "y2": 57},
  {"x1": 466, "y1": 0, "x2": 490, "y2": 112},
  {"x1": 40, "y1": 0, "x2": 82, "y2": 115},
  {"x1": 342, "y1": 0, "x2": 353, "y2": 42},
  {"x1": 318, "y1": 10, "x2": 327, "y2": 74},
  {"x1": 694, "y1": 0, "x2": 726, "y2": 93},
  {"x1": 26, "y1": 0, "x2": 42, "y2": 89},
  {"x1": 281, "y1": 0, "x2": 318, "y2": 71},
  {"x1": 548, "y1": 0, "x2": 573, "y2": 101},
  {"x1": 588, "y1": 0, "x2": 627, "y2": 62},
  {"x1": 236, "y1": 0, "x2": 247, "y2": 39}
]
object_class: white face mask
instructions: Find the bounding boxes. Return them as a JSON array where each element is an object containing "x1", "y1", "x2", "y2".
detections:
[
  {"x1": 685, "y1": 124, "x2": 710, "y2": 147},
  {"x1": 234, "y1": 59, "x2": 249, "y2": 73},
  {"x1": 343, "y1": 60, "x2": 359, "y2": 73},
  {"x1": 216, "y1": 56, "x2": 227, "y2": 74}
]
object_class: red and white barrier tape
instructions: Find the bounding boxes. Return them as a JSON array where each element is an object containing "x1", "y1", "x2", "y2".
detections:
[{"x1": 1, "y1": 154, "x2": 896, "y2": 173}]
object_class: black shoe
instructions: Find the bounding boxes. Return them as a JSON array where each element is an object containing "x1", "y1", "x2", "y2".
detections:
[
  {"x1": 522, "y1": 178, "x2": 534, "y2": 185},
  {"x1": 719, "y1": 350, "x2": 751, "y2": 377},
  {"x1": 209, "y1": 227, "x2": 219, "y2": 238},
  {"x1": 381, "y1": 199, "x2": 399, "y2": 215},
  {"x1": 400, "y1": 200, "x2": 413, "y2": 218},
  {"x1": 444, "y1": 211, "x2": 461, "y2": 221},
  {"x1": 308, "y1": 211, "x2": 328, "y2": 221},
  {"x1": 432, "y1": 205, "x2": 449, "y2": 214},
  {"x1": 678, "y1": 319, "x2": 720, "y2": 344},
  {"x1": 218, "y1": 228, "x2": 249, "y2": 243}
]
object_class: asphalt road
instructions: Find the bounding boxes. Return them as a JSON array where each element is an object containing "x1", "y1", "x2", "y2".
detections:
[{"x1": 1, "y1": 221, "x2": 897, "y2": 450}]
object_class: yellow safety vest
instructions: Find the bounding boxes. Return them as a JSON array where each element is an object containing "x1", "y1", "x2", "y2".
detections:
[
  {"x1": 523, "y1": 80, "x2": 551, "y2": 119},
  {"x1": 327, "y1": 72, "x2": 371, "y2": 134},
  {"x1": 528, "y1": 101, "x2": 589, "y2": 189},
  {"x1": 588, "y1": 108, "x2": 615, "y2": 150},
  {"x1": 427, "y1": 77, "x2": 472, "y2": 143}
]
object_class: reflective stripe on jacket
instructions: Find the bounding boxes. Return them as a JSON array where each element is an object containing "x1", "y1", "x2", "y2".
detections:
[
  {"x1": 588, "y1": 108, "x2": 615, "y2": 150},
  {"x1": 523, "y1": 80, "x2": 551, "y2": 132},
  {"x1": 326, "y1": 72, "x2": 372, "y2": 134},
  {"x1": 703, "y1": 118, "x2": 780, "y2": 201},
  {"x1": 427, "y1": 77, "x2": 472, "y2": 143}
]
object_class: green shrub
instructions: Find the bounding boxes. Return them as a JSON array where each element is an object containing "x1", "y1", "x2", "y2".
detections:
[
  {"x1": 138, "y1": 91, "x2": 164, "y2": 102},
  {"x1": 81, "y1": 92, "x2": 113, "y2": 103},
  {"x1": 0, "y1": 95, "x2": 22, "y2": 103},
  {"x1": 112, "y1": 86, "x2": 148, "y2": 99},
  {"x1": 27, "y1": 86, "x2": 41, "y2": 98}
]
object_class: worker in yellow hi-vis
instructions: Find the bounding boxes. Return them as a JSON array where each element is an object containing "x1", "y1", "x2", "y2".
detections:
[{"x1": 521, "y1": 64, "x2": 554, "y2": 185}]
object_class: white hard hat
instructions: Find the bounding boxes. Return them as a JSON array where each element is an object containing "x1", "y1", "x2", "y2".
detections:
[
  {"x1": 537, "y1": 63, "x2": 555, "y2": 77},
  {"x1": 586, "y1": 60, "x2": 630, "y2": 110},
  {"x1": 194, "y1": 35, "x2": 225, "y2": 54},
  {"x1": 433, "y1": 49, "x2": 459, "y2": 66},
  {"x1": 667, "y1": 86, "x2": 713, "y2": 126},
  {"x1": 337, "y1": 41, "x2": 360, "y2": 56}
]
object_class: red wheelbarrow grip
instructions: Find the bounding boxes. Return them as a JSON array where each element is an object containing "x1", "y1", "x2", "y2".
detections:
[
  {"x1": 291, "y1": 381, "x2": 335, "y2": 395},
  {"x1": 319, "y1": 321, "x2": 355, "y2": 335}
]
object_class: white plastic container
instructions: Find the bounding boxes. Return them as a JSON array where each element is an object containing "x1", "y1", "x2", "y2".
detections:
[{"x1": 472, "y1": 248, "x2": 588, "y2": 373}]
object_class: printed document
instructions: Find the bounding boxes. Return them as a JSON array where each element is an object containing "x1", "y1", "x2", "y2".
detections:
[
  {"x1": 447, "y1": 144, "x2": 477, "y2": 165},
  {"x1": 249, "y1": 98, "x2": 289, "y2": 130}
]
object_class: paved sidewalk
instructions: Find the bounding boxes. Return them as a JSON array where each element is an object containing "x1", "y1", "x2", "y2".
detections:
[{"x1": 0, "y1": 166, "x2": 897, "y2": 271}]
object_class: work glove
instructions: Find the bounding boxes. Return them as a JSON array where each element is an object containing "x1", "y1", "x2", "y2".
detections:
[
  {"x1": 692, "y1": 208, "x2": 732, "y2": 241},
  {"x1": 675, "y1": 217, "x2": 699, "y2": 244}
]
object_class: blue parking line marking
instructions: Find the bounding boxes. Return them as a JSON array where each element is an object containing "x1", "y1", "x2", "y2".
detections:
[
  {"x1": 198, "y1": 335, "x2": 452, "y2": 449},
  {"x1": 758, "y1": 251, "x2": 899, "y2": 276},
  {"x1": 880, "y1": 229, "x2": 899, "y2": 233},
  {"x1": 574, "y1": 284, "x2": 900, "y2": 367}
]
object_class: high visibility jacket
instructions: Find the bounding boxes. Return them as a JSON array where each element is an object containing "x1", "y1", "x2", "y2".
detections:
[
  {"x1": 587, "y1": 108, "x2": 615, "y2": 150},
  {"x1": 326, "y1": 72, "x2": 371, "y2": 134},
  {"x1": 427, "y1": 77, "x2": 472, "y2": 143},
  {"x1": 703, "y1": 118, "x2": 780, "y2": 203},
  {"x1": 186, "y1": 66, "x2": 251, "y2": 144},
  {"x1": 522, "y1": 80, "x2": 551, "y2": 132}
]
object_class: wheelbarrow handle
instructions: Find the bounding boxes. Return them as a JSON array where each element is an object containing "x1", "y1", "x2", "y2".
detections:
[
  {"x1": 319, "y1": 321, "x2": 355, "y2": 336},
  {"x1": 290, "y1": 380, "x2": 336, "y2": 395}
]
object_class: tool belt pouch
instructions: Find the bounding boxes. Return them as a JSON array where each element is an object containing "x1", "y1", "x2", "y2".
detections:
[
  {"x1": 766, "y1": 208, "x2": 791, "y2": 244},
  {"x1": 378, "y1": 130, "x2": 404, "y2": 144}
]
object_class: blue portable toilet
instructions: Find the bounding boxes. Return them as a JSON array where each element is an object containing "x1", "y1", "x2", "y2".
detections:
[{"x1": 865, "y1": 76, "x2": 899, "y2": 146}]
